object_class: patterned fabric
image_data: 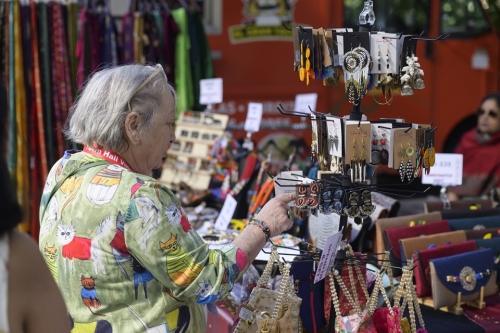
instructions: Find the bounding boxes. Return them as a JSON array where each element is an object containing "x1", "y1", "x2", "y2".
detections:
[
  {"x1": 0, "y1": 233, "x2": 10, "y2": 333},
  {"x1": 39, "y1": 151, "x2": 247, "y2": 332}
]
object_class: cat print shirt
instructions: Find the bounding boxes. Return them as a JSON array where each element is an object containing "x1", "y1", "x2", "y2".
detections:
[{"x1": 39, "y1": 151, "x2": 248, "y2": 333}]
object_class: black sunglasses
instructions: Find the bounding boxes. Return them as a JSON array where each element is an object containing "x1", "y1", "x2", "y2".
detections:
[{"x1": 477, "y1": 109, "x2": 498, "y2": 118}]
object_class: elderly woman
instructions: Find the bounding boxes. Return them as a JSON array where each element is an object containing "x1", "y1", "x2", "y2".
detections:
[
  {"x1": 39, "y1": 64, "x2": 294, "y2": 332},
  {"x1": 448, "y1": 92, "x2": 500, "y2": 200}
]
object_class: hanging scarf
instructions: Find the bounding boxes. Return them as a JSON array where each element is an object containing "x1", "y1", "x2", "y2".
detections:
[{"x1": 13, "y1": 0, "x2": 30, "y2": 232}]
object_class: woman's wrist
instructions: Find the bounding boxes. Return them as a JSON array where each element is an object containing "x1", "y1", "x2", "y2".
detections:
[{"x1": 246, "y1": 218, "x2": 271, "y2": 241}]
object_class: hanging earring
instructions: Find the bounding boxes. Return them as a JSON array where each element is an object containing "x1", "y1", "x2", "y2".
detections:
[
  {"x1": 351, "y1": 138, "x2": 358, "y2": 183},
  {"x1": 360, "y1": 189, "x2": 376, "y2": 216},
  {"x1": 399, "y1": 142, "x2": 406, "y2": 182},
  {"x1": 377, "y1": 45, "x2": 381, "y2": 72},
  {"x1": 406, "y1": 140, "x2": 415, "y2": 181},
  {"x1": 299, "y1": 41, "x2": 305, "y2": 82},
  {"x1": 400, "y1": 51, "x2": 414, "y2": 96},
  {"x1": 428, "y1": 139, "x2": 436, "y2": 167},
  {"x1": 331, "y1": 188, "x2": 344, "y2": 215},
  {"x1": 371, "y1": 133, "x2": 381, "y2": 165},
  {"x1": 344, "y1": 192, "x2": 361, "y2": 218},
  {"x1": 311, "y1": 131, "x2": 317, "y2": 162},
  {"x1": 359, "y1": 137, "x2": 366, "y2": 182}
]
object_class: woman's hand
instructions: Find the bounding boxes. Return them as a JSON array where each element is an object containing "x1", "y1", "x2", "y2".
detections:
[{"x1": 254, "y1": 192, "x2": 296, "y2": 237}]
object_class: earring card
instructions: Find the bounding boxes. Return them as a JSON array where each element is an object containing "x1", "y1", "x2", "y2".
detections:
[
  {"x1": 318, "y1": 28, "x2": 332, "y2": 67},
  {"x1": 326, "y1": 116, "x2": 343, "y2": 157},
  {"x1": 334, "y1": 28, "x2": 353, "y2": 65},
  {"x1": 292, "y1": 26, "x2": 300, "y2": 69},
  {"x1": 391, "y1": 128, "x2": 417, "y2": 171},
  {"x1": 344, "y1": 121, "x2": 372, "y2": 164},
  {"x1": 370, "y1": 33, "x2": 398, "y2": 74},
  {"x1": 325, "y1": 29, "x2": 337, "y2": 66},
  {"x1": 371, "y1": 123, "x2": 392, "y2": 164},
  {"x1": 342, "y1": 31, "x2": 371, "y2": 55},
  {"x1": 298, "y1": 26, "x2": 315, "y2": 69}
]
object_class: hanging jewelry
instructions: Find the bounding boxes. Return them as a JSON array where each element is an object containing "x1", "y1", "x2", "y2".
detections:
[
  {"x1": 351, "y1": 138, "x2": 358, "y2": 183},
  {"x1": 359, "y1": 137, "x2": 367, "y2": 182},
  {"x1": 360, "y1": 190, "x2": 376, "y2": 216},
  {"x1": 398, "y1": 142, "x2": 406, "y2": 182},
  {"x1": 305, "y1": 44, "x2": 311, "y2": 86},
  {"x1": 428, "y1": 139, "x2": 436, "y2": 167},
  {"x1": 377, "y1": 45, "x2": 381, "y2": 72},
  {"x1": 405, "y1": 140, "x2": 415, "y2": 181},
  {"x1": 371, "y1": 133, "x2": 381, "y2": 165},
  {"x1": 331, "y1": 188, "x2": 344, "y2": 215},
  {"x1": 299, "y1": 42, "x2": 305, "y2": 82},
  {"x1": 380, "y1": 133, "x2": 389, "y2": 165},
  {"x1": 344, "y1": 191, "x2": 361, "y2": 218},
  {"x1": 320, "y1": 189, "x2": 333, "y2": 215},
  {"x1": 400, "y1": 51, "x2": 414, "y2": 96},
  {"x1": 307, "y1": 181, "x2": 320, "y2": 209}
]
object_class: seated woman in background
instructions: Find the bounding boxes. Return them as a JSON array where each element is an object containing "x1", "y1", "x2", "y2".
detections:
[{"x1": 448, "y1": 93, "x2": 500, "y2": 201}]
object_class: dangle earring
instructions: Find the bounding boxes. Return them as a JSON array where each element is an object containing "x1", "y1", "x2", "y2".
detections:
[
  {"x1": 359, "y1": 137, "x2": 367, "y2": 182},
  {"x1": 371, "y1": 133, "x2": 381, "y2": 165},
  {"x1": 311, "y1": 132, "x2": 317, "y2": 162},
  {"x1": 299, "y1": 42, "x2": 305, "y2": 82},
  {"x1": 400, "y1": 51, "x2": 414, "y2": 96},
  {"x1": 398, "y1": 142, "x2": 406, "y2": 182},
  {"x1": 344, "y1": 191, "x2": 361, "y2": 218},
  {"x1": 406, "y1": 140, "x2": 414, "y2": 181},
  {"x1": 380, "y1": 133, "x2": 389, "y2": 165},
  {"x1": 428, "y1": 139, "x2": 436, "y2": 167},
  {"x1": 351, "y1": 138, "x2": 358, "y2": 183}
]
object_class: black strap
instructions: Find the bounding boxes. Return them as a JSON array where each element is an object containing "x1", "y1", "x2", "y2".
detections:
[{"x1": 41, "y1": 161, "x2": 111, "y2": 219}]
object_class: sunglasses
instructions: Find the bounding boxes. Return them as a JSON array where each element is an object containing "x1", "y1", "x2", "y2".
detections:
[{"x1": 477, "y1": 109, "x2": 498, "y2": 118}]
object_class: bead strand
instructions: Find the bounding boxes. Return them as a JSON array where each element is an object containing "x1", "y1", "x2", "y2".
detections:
[
  {"x1": 355, "y1": 263, "x2": 370, "y2": 300},
  {"x1": 378, "y1": 270, "x2": 394, "y2": 316},
  {"x1": 329, "y1": 271, "x2": 342, "y2": 317},
  {"x1": 335, "y1": 273, "x2": 363, "y2": 319},
  {"x1": 347, "y1": 262, "x2": 362, "y2": 310}
]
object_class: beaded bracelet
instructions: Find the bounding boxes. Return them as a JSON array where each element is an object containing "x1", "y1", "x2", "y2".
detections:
[{"x1": 246, "y1": 218, "x2": 271, "y2": 241}]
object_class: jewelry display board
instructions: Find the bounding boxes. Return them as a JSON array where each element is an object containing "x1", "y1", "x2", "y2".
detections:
[{"x1": 160, "y1": 111, "x2": 229, "y2": 190}]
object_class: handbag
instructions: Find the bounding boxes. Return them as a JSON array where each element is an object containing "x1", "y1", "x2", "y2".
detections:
[
  {"x1": 441, "y1": 207, "x2": 500, "y2": 220},
  {"x1": 465, "y1": 227, "x2": 500, "y2": 240},
  {"x1": 413, "y1": 240, "x2": 477, "y2": 297},
  {"x1": 429, "y1": 248, "x2": 499, "y2": 309},
  {"x1": 475, "y1": 238, "x2": 500, "y2": 282},
  {"x1": 385, "y1": 220, "x2": 450, "y2": 262},
  {"x1": 374, "y1": 212, "x2": 442, "y2": 257},
  {"x1": 448, "y1": 215, "x2": 500, "y2": 231},
  {"x1": 399, "y1": 230, "x2": 467, "y2": 262},
  {"x1": 328, "y1": 271, "x2": 376, "y2": 333},
  {"x1": 233, "y1": 246, "x2": 302, "y2": 333},
  {"x1": 291, "y1": 258, "x2": 328, "y2": 333},
  {"x1": 424, "y1": 199, "x2": 495, "y2": 213}
]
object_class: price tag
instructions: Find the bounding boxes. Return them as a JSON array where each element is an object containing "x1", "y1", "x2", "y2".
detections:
[
  {"x1": 314, "y1": 230, "x2": 343, "y2": 284},
  {"x1": 244, "y1": 103, "x2": 263, "y2": 133},
  {"x1": 214, "y1": 194, "x2": 237, "y2": 231},
  {"x1": 294, "y1": 93, "x2": 318, "y2": 113},
  {"x1": 274, "y1": 171, "x2": 306, "y2": 207},
  {"x1": 200, "y1": 78, "x2": 223, "y2": 105},
  {"x1": 422, "y1": 153, "x2": 463, "y2": 186}
]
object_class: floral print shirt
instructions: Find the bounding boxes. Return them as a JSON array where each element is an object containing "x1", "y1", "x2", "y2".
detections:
[{"x1": 39, "y1": 151, "x2": 247, "y2": 332}]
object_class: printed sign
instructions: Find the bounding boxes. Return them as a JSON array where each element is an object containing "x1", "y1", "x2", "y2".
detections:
[
  {"x1": 244, "y1": 103, "x2": 264, "y2": 133},
  {"x1": 294, "y1": 93, "x2": 318, "y2": 114},
  {"x1": 200, "y1": 78, "x2": 223, "y2": 105},
  {"x1": 314, "y1": 230, "x2": 343, "y2": 283},
  {"x1": 422, "y1": 153, "x2": 463, "y2": 186},
  {"x1": 214, "y1": 194, "x2": 237, "y2": 231}
]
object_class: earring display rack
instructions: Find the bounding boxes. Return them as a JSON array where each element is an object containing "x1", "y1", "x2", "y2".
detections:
[{"x1": 160, "y1": 111, "x2": 229, "y2": 190}]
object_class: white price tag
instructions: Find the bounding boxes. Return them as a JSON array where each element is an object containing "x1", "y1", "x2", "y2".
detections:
[
  {"x1": 200, "y1": 78, "x2": 223, "y2": 105},
  {"x1": 244, "y1": 103, "x2": 263, "y2": 133},
  {"x1": 274, "y1": 171, "x2": 304, "y2": 207},
  {"x1": 421, "y1": 153, "x2": 463, "y2": 186},
  {"x1": 314, "y1": 230, "x2": 343, "y2": 284},
  {"x1": 294, "y1": 93, "x2": 318, "y2": 114},
  {"x1": 214, "y1": 194, "x2": 237, "y2": 231}
]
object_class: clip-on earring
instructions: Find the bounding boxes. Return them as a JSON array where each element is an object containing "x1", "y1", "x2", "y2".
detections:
[
  {"x1": 307, "y1": 181, "x2": 320, "y2": 209},
  {"x1": 398, "y1": 142, "x2": 406, "y2": 182},
  {"x1": 295, "y1": 183, "x2": 308, "y2": 209},
  {"x1": 320, "y1": 188, "x2": 333, "y2": 214},
  {"x1": 344, "y1": 192, "x2": 360, "y2": 218},
  {"x1": 360, "y1": 189, "x2": 376, "y2": 216},
  {"x1": 331, "y1": 188, "x2": 344, "y2": 215},
  {"x1": 406, "y1": 140, "x2": 415, "y2": 181}
]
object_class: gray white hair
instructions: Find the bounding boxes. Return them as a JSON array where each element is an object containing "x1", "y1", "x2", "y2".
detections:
[{"x1": 64, "y1": 64, "x2": 177, "y2": 152}]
